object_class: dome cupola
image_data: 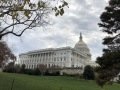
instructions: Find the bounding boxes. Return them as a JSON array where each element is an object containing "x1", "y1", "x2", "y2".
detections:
[{"x1": 74, "y1": 33, "x2": 91, "y2": 56}]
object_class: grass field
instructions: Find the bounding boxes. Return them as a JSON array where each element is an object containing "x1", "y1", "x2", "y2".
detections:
[{"x1": 0, "y1": 72, "x2": 120, "y2": 90}]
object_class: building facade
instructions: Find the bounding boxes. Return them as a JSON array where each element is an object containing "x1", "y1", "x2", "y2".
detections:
[{"x1": 19, "y1": 33, "x2": 91, "y2": 69}]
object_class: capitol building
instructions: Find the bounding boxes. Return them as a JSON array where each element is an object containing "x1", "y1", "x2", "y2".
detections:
[{"x1": 19, "y1": 33, "x2": 92, "y2": 69}]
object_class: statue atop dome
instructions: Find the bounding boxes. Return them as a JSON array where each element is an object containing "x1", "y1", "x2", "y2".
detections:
[{"x1": 80, "y1": 32, "x2": 82, "y2": 41}]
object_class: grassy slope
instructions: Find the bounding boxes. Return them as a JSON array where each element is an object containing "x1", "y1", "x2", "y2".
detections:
[{"x1": 0, "y1": 72, "x2": 120, "y2": 90}]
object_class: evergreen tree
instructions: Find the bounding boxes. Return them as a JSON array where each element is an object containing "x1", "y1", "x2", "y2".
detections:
[
  {"x1": 96, "y1": 0, "x2": 120, "y2": 88},
  {"x1": 83, "y1": 65, "x2": 95, "y2": 80}
]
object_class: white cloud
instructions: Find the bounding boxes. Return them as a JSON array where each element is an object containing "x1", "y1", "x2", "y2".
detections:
[{"x1": 4, "y1": 0, "x2": 109, "y2": 61}]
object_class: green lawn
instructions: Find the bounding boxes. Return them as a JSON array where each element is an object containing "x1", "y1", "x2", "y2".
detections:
[{"x1": 0, "y1": 72, "x2": 120, "y2": 90}]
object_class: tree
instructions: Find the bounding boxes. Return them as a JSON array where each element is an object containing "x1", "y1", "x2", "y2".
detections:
[
  {"x1": 0, "y1": 41, "x2": 16, "y2": 67},
  {"x1": 0, "y1": 0, "x2": 68, "y2": 40},
  {"x1": 0, "y1": 0, "x2": 68, "y2": 71},
  {"x1": 20, "y1": 64, "x2": 26, "y2": 73},
  {"x1": 96, "y1": 0, "x2": 120, "y2": 88},
  {"x1": 83, "y1": 65, "x2": 95, "y2": 80},
  {"x1": 3, "y1": 62, "x2": 15, "y2": 73},
  {"x1": 14, "y1": 64, "x2": 21, "y2": 73},
  {"x1": 38, "y1": 64, "x2": 47, "y2": 75},
  {"x1": 96, "y1": 52, "x2": 120, "y2": 87},
  {"x1": 98, "y1": 0, "x2": 120, "y2": 46},
  {"x1": 34, "y1": 68, "x2": 41, "y2": 75}
]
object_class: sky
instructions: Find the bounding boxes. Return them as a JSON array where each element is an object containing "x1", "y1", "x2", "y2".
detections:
[{"x1": 4, "y1": 0, "x2": 109, "y2": 61}]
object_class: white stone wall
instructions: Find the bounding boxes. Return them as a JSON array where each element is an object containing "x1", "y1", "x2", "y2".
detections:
[
  {"x1": 19, "y1": 47, "x2": 89, "y2": 69},
  {"x1": 19, "y1": 48, "x2": 70, "y2": 69},
  {"x1": 71, "y1": 51, "x2": 86, "y2": 68},
  {"x1": 60, "y1": 68, "x2": 83, "y2": 75}
]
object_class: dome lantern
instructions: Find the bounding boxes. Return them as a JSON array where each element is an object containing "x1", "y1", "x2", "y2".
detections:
[{"x1": 80, "y1": 32, "x2": 82, "y2": 41}]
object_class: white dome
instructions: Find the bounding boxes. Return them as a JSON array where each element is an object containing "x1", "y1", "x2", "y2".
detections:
[{"x1": 74, "y1": 33, "x2": 91, "y2": 56}]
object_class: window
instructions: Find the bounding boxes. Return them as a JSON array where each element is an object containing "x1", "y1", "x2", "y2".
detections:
[
  {"x1": 61, "y1": 58, "x2": 62, "y2": 61},
  {"x1": 64, "y1": 57, "x2": 66, "y2": 61}
]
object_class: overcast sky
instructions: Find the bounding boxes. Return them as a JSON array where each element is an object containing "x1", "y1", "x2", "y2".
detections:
[{"x1": 4, "y1": 0, "x2": 109, "y2": 61}]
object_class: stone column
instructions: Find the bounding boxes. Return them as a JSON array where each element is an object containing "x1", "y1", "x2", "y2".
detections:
[{"x1": 66, "y1": 50, "x2": 72, "y2": 67}]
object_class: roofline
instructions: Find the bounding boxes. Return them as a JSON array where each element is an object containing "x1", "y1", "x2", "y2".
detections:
[
  {"x1": 19, "y1": 46, "x2": 91, "y2": 58},
  {"x1": 19, "y1": 46, "x2": 73, "y2": 56}
]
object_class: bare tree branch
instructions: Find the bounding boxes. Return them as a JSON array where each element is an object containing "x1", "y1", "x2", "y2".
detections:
[{"x1": 0, "y1": 0, "x2": 68, "y2": 40}]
